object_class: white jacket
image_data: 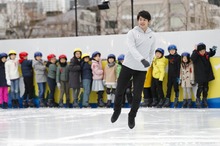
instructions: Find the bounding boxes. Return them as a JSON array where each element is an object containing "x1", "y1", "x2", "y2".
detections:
[
  {"x1": 5, "y1": 59, "x2": 20, "y2": 81},
  {"x1": 123, "y1": 26, "x2": 156, "y2": 71}
]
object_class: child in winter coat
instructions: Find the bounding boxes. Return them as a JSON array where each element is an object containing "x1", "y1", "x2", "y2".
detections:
[
  {"x1": 151, "y1": 48, "x2": 166, "y2": 108},
  {"x1": 81, "y1": 53, "x2": 92, "y2": 108},
  {"x1": 69, "y1": 48, "x2": 82, "y2": 108},
  {"x1": 191, "y1": 43, "x2": 217, "y2": 108},
  {"x1": 46, "y1": 54, "x2": 57, "y2": 107},
  {"x1": 179, "y1": 52, "x2": 195, "y2": 108},
  {"x1": 32, "y1": 52, "x2": 47, "y2": 107},
  {"x1": 117, "y1": 54, "x2": 133, "y2": 107},
  {"x1": 104, "y1": 54, "x2": 117, "y2": 108},
  {"x1": 56, "y1": 54, "x2": 70, "y2": 108},
  {"x1": 0, "y1": 53, "x2": 8, "y2": 109},
  {"x1": 5, "y1": 50, "x2": 20, "y2": 108},
  {"x1": 91, "y1": 51, "x2": 105, "y2": 107},
  {"x1": 19, "y1": 52, "x2": 34, "y2": 108},
  {"x1": 163, "y1": 44, "x2": 181, "y2": 108}
]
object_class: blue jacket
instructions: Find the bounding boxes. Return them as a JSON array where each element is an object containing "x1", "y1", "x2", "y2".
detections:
[
  {"x1": 81, "y1": 61, "x2": 92, "y2": 80},
  {"x1": 0, "y1": 61, "x2": 7, "y2": 87},
  {"x1": 21, "y1": 60, "x2": 33, "y2": 77}
]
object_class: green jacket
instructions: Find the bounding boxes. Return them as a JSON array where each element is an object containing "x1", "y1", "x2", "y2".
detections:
[
  {"x1": 47, "y1": 63, "x2": 57, "y2": 79},
  {"x1": 56, "y1": 65, "x2": 69, "y2": 82},
  {"x1": 116, "y1": 63, "x2": 122, "y2": 78}
]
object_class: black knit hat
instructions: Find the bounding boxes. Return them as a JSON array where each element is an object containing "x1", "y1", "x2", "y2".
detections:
[{"x1": 197, "y1": 43, "x2": 206, "y2": 51}]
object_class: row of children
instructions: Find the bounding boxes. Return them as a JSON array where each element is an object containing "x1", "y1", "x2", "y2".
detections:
[
  {"x1": 0, "y1": 48, "x2": 132, "y2": 109},
  {"x1": 141, "y1": 43, "x2": 217, "y2": 108}
]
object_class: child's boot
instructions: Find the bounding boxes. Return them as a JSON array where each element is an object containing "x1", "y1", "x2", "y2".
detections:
[
  {"x1": 3, "y1": 102, "x2": 8, "y2": 109},
  {"x1": 28, "y1": 99, "x2": 34, "y2": 107},
  {"x1": 196, "y1": 98, "x2": 201, "y2": 108},
  {"x1": 202, "y1": 97, "x2": 208, "y2": 108},
  {"x1": 162, "y1": 98, "x2": 170, "y2": 108},
  {"x1": 40, "y1": 98, "x2": 45, "y2": 107},
  {"x1": 174, "y1": 97, "x2": 179, "y2": 108},
  {"x1": 151, "y1": 98, "x2": 158, "y2": 107},
  {"x1": 106, "y1": 100, "x2": 112, "y2": 108},
  {"x1": 157, "y1": 98, "x2": 164, "y2": 108},
  {"x1": 187, "y1": 99, "x2": 192, "y2": 108},
  {"x1": 97, "y1": 91, "x2": 105, "y2": 107},
  {"x1": 48, "y1": 99, "x2": 54, "y2": 108},
  {"x1": 182, "y1": 99, "x2": 187, "y2": 108},
  {"x1": 73, "y1": 99, "x2": 79, "y2": 108},
  {"x1": 23, "y1": 100, "x2": 28, "y2": 108}
]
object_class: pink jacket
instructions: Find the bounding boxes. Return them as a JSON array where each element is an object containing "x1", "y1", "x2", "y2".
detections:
[{"x1": 91, "y1": 60, "x2": 103, "y2": 80}]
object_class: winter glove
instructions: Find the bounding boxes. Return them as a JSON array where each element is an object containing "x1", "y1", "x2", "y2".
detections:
[
  {"x1": 57, "y1": 82, "x2": 61, "y2": 89},
  {"x1": 141, "y1": 59, "x2": 150, "y2": 68},
  {"x1": 190, "y1": 80, "x2": 196, "y2": 86},
  {"x1": 176, "y1": 78, "x2": 180, "y2": 84},
  {"x1": 210, "y1": 46, "x2": 217, "y2": 52},
  {"x1": 7, "y1": 80, "x2": 11, "y2": 86}
]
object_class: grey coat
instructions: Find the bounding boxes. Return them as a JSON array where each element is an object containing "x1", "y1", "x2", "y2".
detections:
[
  {"x1": 68, "y1": 57, "x2": 81, "y2": 89},
  {"x1": 33, "y1": 60, "x2": 47, "y2": 83}
]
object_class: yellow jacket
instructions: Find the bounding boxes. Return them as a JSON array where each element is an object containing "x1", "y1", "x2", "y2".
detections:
[
  {"x1": 152, "y1": 56, "x2": 166, "y2": 81},
  {"x1": 144, "y1": 66, "x2": 152, "y2": 88}
]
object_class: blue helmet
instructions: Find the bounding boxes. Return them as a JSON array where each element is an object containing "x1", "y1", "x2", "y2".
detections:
[
  {"x1": 118, "y1": 54, "x2": 125, "y2": 61},
  {"x1": 168, "y1": 44, "x2": 177, "y2": 51},
  {"x1": 92, "y1": 51, "x2": 101, "y2": 58},
  {"x1": 155, "y1": 48, "x2": 164, "y2": 55},
  {"x1": 0, "y1": 53, "x2": 8, "y2": 59},
  {"x1": 107, "y1": 54, "x2": 116, "y2": 60},
  {"x1": 34, "y1": 51, "x2": 43, "y2": 58},
  {"x1": 181, "y1": 52, "x2": 190, "y2": 57}
]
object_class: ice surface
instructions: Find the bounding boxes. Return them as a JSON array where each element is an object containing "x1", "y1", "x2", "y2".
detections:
[{"x1": 0, "y1": 108, "x2": 220, "y2": 146}]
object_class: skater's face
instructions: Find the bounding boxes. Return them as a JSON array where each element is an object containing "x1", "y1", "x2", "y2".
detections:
[
  {"x1": 108, "y1": 58, "x2": 114, "y2": 63},
  {"x1": 138, "y1": 16, "x2": 150, "y2": 31},
  {"x1": 9, "y1": 54, "x2": 16, "y2": 60},
  {"x1": 60, "y1": 58, "x2": 66, "y2": 63},
  {"x1": 35, "y1": 56, "x2": 42, "y2": 61},
  {"x1": 199, "y1": 50, "x2": 206, "y2": 56},
  {"x1": 83, "y1": 57, "x2": 90, "y2": 62},
  {"x1": 50, "y1": 57, "x2": 56, "y2": 64},
  {"x1": 1, "y1": 57, "x2": 7, "y2": 62},
  {"x1": 155, "y1": 52, "x2": 162, "y2": 58},
  {"x1": 169, "y1": 49, "x2": 176, "y2": 55},
  {"x1": 75, "y1": 51, "x2": 81, "y2": 59},
  {"x1": 94, "y1": 55, "x2": 100, "y2": 61},
  {"x1": 182, "y1": 56, "x2": 188, "y2": 63}
]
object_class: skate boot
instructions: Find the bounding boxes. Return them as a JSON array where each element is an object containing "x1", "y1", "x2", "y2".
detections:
[
  {"x1": 111, "y1": 110, "x2": 121, "y2": 123},
  {"x1": 196, "y1": 98, "x2": 201, "y2": 108},
  {"x1": 28, "y1": 99, "x2": 34, "y2": 107},
  {"x1": 58, "y1": 99, "x2": 63, "y2": 108},
  {"x1": 173, "y1": 97, "x2": 179, "y2": 108},
  {"x1": 128, "y1": 115, "x2": 135, "y2": 129},
  {"x1": 157, "y1": 98, "x2": 164, "y2": 108},
  {"x1": 15, "y1": 99, "x2": 19, "y2": 108},
  {"x1": 187, "y1": 99, "x2": 192, "y2": 108},
  {"x1": 47, "y1": 99, "x2": 54, "y2": 108},
  {"x1": 66, "y1": 99, "x2": 70, "y2": 108},
  {"x1": 40, "y1": 99, "x2": 45, "y2": 107},
  {"x1": 0, "y1": 104, "x2": 2, "y2": 108},
  {"x1": 202, "y1": 97, "x2": 208, "y2": 108},
  {"x1": 106, "y1": 100, "x2": 112, "y2": 108},
  {"x1": 182, "y1": 99, "x2": 187, "y2": 108},
  {"x1": 3, "y1": 102, "x2": 8, "y2": 109},
  {"x1": 141, "y1": 98, "x2": 152, "y2": 107},
  {"x1": 23, "y1": 100, "x2": 28, "y2": 108},
  {"x1": 98, "y1": 98, "x2": 105, "y2": 107},
  {"x1": 162, "y1": 98, "x2": 170, "y2": 108},
  {"x1": 151, "y1": 98, "x2": 158, "y2": 107},
  {"x1": 73, "y1": 99, "x2": 79, "y2": 108}
]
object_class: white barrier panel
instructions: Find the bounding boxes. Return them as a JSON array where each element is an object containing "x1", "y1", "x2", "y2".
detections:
[{"x1": 0, "y1": 29, "x2": 219, "y2": 60}]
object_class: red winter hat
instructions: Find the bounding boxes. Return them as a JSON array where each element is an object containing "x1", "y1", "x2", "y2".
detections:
[
  {"x1": 19, "y1": 52, "x2": 28, "y2": 59},
  {"x1": 59, "y1": 54, "x2": 67, "y2": 60},
  {"x1": 47, "y1": 54, "x2": 56, "y2": 61}
]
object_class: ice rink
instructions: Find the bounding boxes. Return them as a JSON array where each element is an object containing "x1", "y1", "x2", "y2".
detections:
[{"x1": 0, "y1": 108, "x2": 220, "y2": 146}]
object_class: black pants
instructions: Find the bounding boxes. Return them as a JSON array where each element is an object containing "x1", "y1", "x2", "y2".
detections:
[
  {"x1": 166, "y1": 76, "x2": 179, "y2": 98},
  {"x1": 23, "y1": 76, "x2": 34, "y2": 100},
  {"x1": 197, "y1": 82, "x2": 208, "y2": 99},
  {"x1": 122, "y1": 80, "x2": 133, "y2": 105},
  {"x1": 151, "y1": 78, "x2": 164, "y2": 99},
  {"x1": 47, "y1": 77, "x2": 56, "y2": 101},
  {"x1": 114, "y1": 65, "x2": 146, "y2": 118},
  {"x1": 143, "y1": 87, "x2": 152, "y2": 99}
]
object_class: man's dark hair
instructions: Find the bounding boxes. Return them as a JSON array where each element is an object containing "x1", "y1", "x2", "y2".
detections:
[{"x1": 137, "y1": 10, "x2": 151, "y2": 21}]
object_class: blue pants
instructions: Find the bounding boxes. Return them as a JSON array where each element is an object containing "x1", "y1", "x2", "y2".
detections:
[
  {"x1": 10, "y1": 79, "x2": 20, "y2": 100},
  {"x1": 82, "y1": 79, "x2": 91, "y2": 106},
  {"x1": 37, "y1": 83, "x2": 45, "y2": 100}
]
